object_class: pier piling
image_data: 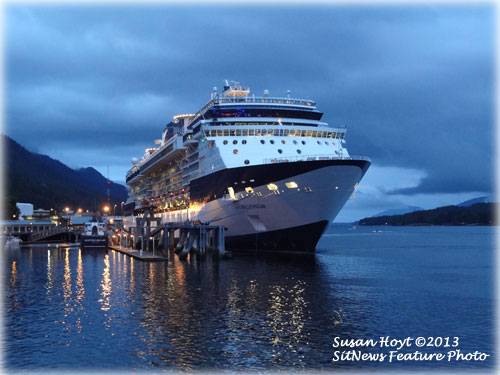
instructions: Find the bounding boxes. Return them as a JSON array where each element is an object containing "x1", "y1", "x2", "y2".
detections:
[{"x1": 124, "y1": 221, "x2": 226, "y2": 261}]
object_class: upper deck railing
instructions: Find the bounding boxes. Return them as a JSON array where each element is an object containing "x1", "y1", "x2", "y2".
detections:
[
  {"x1": 214, "y1": 96, "x2": 316, "y2": 107},
  {"x1": 187, "y1": 96, "x2": 317, "y2": 128}
]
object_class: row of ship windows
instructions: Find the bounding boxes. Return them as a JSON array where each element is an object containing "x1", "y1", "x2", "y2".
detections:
[
  {"x1": 222, "y1": 139, "x2": 337, "y2": 146},
  {"x1": 231, "y1": 147, "x2": 339, "y2": 158},
  {"x1": 204, "y1": 129, "x2": 344, "y2": 139},
  {"x1": 226, "y1": 181, "x2": 343, "y2": 199}
]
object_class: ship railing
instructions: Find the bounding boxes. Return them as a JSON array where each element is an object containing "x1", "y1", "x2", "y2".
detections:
[
  {"x1": 126, "y1": 134, "x2": 182, "y2": 177},
  {"x1": 213, "y1": 96, "x2": 316, "y2": 107},
  {"x1": 186, "y1": 96, "x2": 317, "y2": 128},
  {"x1": 262, "y1": 154, "x2": 371, "y2": 164}
]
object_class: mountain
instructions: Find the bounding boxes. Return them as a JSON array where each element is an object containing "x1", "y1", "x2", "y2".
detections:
[
  {"x1": 3, "y1": 135, "x2": 128, "y2": 212},
  {"x1": 358, "y1": 203, "x2": 496, "y2": 226},
  {"x1": 373, "y1": 205, "x2": 424, "y2": 217},
  {"x1": 457, "y1": 196, "x2": 493, "y2": 207}
]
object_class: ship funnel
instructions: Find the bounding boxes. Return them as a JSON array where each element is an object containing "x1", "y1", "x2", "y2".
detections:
[{"x1": 263, "y1": 89, "x2": 269, "y2": 97}]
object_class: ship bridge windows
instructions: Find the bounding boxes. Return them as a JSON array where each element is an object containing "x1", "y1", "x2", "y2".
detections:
[{"x1": 207, "y1": 108, "x2": 323, "y2": 120}]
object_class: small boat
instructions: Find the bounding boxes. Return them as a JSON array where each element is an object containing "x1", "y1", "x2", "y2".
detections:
[{"x1": 81, "y1": 220, "x2": 108, "y2": 250}]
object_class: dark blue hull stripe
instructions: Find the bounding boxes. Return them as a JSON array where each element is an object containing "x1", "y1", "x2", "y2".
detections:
[
  {"x1": 225, "y1": 220, "x2": 329, "y2": 252},
  {"x1": 190, "y1": 159, "x2": 370, "y2": 204}
]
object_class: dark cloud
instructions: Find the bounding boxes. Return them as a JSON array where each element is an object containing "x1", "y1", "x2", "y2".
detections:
[{"x1": 5, "y1": 4, "x2": 494, "y2": 195}]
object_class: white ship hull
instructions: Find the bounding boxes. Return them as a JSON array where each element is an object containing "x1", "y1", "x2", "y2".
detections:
[{"x1": 133, "y1": 159, "x2": 369, "y2": 252}]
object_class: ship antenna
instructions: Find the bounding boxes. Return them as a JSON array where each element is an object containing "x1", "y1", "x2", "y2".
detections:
[{"x1": 106, "y1": 166, "x2": 111, "y2": 210}]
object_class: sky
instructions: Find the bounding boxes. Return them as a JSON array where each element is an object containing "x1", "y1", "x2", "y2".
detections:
[{"x1": 4, "y1": 4, "x2": 496, "y2": 221}]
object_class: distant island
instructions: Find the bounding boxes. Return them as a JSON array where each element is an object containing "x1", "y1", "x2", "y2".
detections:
[{"x1": 358, "y1": 203, "x2": 496, "y2": 226}]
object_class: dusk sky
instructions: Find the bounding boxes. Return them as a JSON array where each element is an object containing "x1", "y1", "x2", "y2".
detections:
[{"x1": 4, "y1": 4, "x2": 495, "y2": 221}]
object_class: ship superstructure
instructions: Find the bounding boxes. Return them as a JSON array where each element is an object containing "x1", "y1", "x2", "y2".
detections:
[{"x1": 125, "y1": 81, "x2": 370, "y2": 251}]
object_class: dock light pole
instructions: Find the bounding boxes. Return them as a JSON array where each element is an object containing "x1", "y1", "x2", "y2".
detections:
[
  {"x1": 121, "y1": 201, "x2": 124, "y2": 215},
  {"x1": 114, "y1": 204, "x2": 117, "y2": 216},
  {"x1": 150, "y1": 237, "x2": 155, "y2": 256}
]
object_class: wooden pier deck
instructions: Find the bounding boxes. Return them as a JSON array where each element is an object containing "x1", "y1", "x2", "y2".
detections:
[{"x1": 109, "y1": 245, "x2": 168, "y2": 261}]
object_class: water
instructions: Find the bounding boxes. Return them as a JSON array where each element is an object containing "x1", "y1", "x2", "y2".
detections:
[{"x1": 4, "y1": 226, "x2": 495, "y2": 372}]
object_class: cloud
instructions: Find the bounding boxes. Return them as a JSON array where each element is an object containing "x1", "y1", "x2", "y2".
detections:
[{"x1": 5, "y1": 4, "x2": 495, "y2": 197}]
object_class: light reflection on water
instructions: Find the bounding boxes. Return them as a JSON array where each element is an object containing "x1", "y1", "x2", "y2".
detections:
[
  {"x1": 99, "y1": 253, "x2": 112, "y2": 312},
  {"x1": 3, "y1": 226, "x2": 495, "y2": 371}
]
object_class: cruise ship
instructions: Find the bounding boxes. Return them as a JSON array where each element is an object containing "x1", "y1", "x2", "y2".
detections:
[{"x1": 124, "y1": 81, "x2": 370, "y2": 252}]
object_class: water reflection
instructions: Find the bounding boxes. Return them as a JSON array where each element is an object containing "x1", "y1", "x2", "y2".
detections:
[
  {"x1": 5, "y1": 246, "x2": 344, "y2": 370},
  {"x1": 9, "y1": 261, "x2": 19, "y2": 311},
  {"x1": 129, "y1": 257, "x2": 135, "y2": 293},
  {"x1": 10, "y1": 261, "x2": 17, "y2": 289},
  {"x1": 99, "y1": 253, "x2": 112, "y2": 312},
  {"x1": 76, "y1": 250, "x2": 85, "y2": 303},
  {"x1": 63, "y1": 249, "x2": 72, "y2": 301},
  {"x1": 5, "y1": 229, "x2": 494, "y2": 372}
]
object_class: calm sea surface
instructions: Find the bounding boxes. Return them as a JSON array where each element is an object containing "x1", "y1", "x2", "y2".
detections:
[{"x1": 4, "y1": 226, "x2": 496, "y2": 372}]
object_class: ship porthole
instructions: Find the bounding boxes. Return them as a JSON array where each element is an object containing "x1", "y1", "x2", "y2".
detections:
[
  {"x1": 244, "y1": 160, "x2": 250, "y2": 165},
  {"x1": 317, "y1": 141, "x2": 322, "y2": 145},
  {"x1": 270, "y1": 140, "x2": 275, "y2": 144},
  {"x1": 260, "y1": 139, "x2": 265, "y2": 144},
  {"x1": 281, "y1": 140, "x2": 286, "y2": 144},
  {"x1": 297, "y1": 149, "x2": 302, "y2": 154},
  {"x1": 293, "y1": 140, "x2": 298, "y2": 144},
  {"x1": 233, "y1": 149, "x2": 239, "y2": 154},
  {"x1": 242, "y1": 140, "x2": 247, "y2": 144},
  {"x1": 233, "y1": 140, "x2": 238, "y2": 145},
  {"x1": 278, "y1": 149, "x2": 283, "y2": 154},
  {"x1": 223, "y1": 140, "x2": 228, "y2": 145},
  {"x1": 302, "y1": 140, "x2": 306, "y2": 145}
]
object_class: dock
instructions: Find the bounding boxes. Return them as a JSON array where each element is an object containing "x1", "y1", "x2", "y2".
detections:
[
  {"x1": 112, "y1": 211, "x2": 226, "y2": 261},
  {"x1": 109, "y1": 245, "x2": 168, "y2": 261}
]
